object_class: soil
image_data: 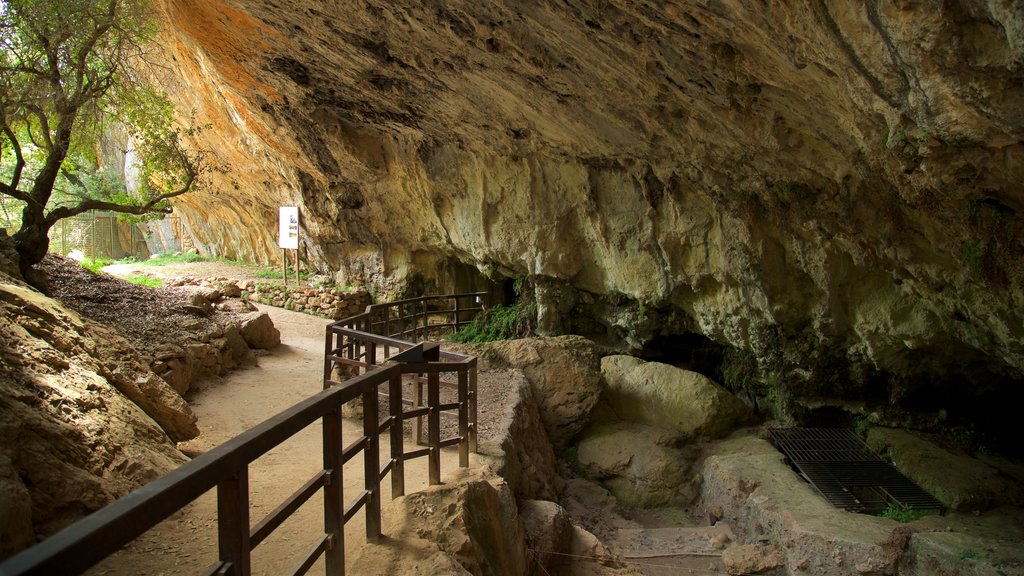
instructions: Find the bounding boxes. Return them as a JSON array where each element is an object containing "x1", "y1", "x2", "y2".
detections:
[{"x1": 29, "y1": 257, "x2": 508, "y2": 575}]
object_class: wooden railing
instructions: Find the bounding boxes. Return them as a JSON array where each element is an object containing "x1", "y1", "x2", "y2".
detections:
[
  {"x1": 324, "y1": 292, "x2": 488, "y2": 447},
  {"x1": 0, "y1": 293, "x2": 488, "y2": 576}
]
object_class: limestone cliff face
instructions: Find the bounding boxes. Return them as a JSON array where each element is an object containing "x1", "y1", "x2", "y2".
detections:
[{"x1": 157, "y1": 1, "x2": 1023, "y2": 435}]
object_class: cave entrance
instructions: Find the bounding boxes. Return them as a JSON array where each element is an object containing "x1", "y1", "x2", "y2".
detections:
[{"x1": 638, "y1": 332, "x2": 726, "y2": 377}]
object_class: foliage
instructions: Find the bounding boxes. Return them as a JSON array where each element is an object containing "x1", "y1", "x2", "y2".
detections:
[
  {"x1": 450, "y1": 302, "x2": 536, "y2": 343},
  {"x1": 452, "y1": 275, "x2": 537, "y2": 343},
  {"x1": 853, "y1": 417, "x2": 871, "y2": 438},
  {"x1": 0, "y1": 0, "x2": 214, "y2": 272},
  {"x1": 79, "y1": 256, "x2": 114, "y2": 273},
  {"x1": 880, "y1": 503, "x2": 924, "y2": 523},
  {"x1": 123, "y1": 273, "x2": 161, "y2": 287}
]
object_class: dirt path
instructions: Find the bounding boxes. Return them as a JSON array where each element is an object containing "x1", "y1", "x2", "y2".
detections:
[{"x1": 87, "y1": 305, "x2": 464, "y2": 576}]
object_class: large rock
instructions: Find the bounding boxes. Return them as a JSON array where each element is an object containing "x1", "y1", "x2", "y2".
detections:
[
  {"x1": 0, "y1": 279, "x2": 189, "y2": 558},
  {"x1": 700, "y1": 434, "x2": 1024, "y2": 576},
  {"x1": 576, "y1": 422, "x2": 696, "y2": 508},
  {"x1": 601, "y1": 355, "x2": 752, "y2": 439},
  {"x1": 239, "y1": 311, "x2": 281, "y2": 350},
  {"x1": 519, "y1": 500, "x2": 572, "y2": 576},
  {"x1": 866, "y1": 427, "x2": 1024, "y2": 511},
  {"x1": 481, "y1": 370, "x2": 564, "y2": 500},
  {"x1": 459, "y1": 336, "x2": 602, "y2": 449}
]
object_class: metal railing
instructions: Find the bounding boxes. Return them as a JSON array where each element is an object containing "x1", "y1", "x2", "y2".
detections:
[{"x1": 0, "y1": 293, "x2": 488, "y2": 576}]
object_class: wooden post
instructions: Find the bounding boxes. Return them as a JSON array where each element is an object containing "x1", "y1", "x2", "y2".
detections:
[
  {"x1": 414, "y1": 374, "x2": 424, "y2": 446},
  {"x1": 295, "y1": 248, "x2": 300, "y2": 285},
  {"x1": 323, "y1": 408, "x2": 344, "y2": 575},
  {"x1": 217, "y1": 468, "x2": 251, "y2": 576},
  {"x1": 428, "y1": 372, "x2": 441, "y2": 485},
  {"x1": 363, "y1": 387, "x2": 381, "y2": 540},
  {"x1": 282, "y1": 248, "x2": 288, "y2": 287},
  {"x1": 389, "y1": 373, "x2": 405, "y2": 498},
  {"x1": 458, "y1": 368, "x2": 469, "y2": 468},
  {"x1": 469, "y1": 366, "x2": 478, "y2": 454},
  {"x1": 323, "y1": 325, "x2": 334, "y2": 387}
]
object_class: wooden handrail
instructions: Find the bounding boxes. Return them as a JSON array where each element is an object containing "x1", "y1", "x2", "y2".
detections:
[{"x1": 1, "y1": 290, "x2": 488, "y2": 576}]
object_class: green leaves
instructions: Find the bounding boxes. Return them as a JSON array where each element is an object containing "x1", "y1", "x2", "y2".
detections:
[{"x1": 0, "y1": 0, "x2": 213, "y2": 269}]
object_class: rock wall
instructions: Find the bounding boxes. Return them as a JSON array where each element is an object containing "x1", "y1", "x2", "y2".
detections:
[
  {"x1": 155, "y1": 1, "x2": 1024, "y2": 439},
  {"x1": 0, "y1": 277, "x2": 190, "y2": 558}
]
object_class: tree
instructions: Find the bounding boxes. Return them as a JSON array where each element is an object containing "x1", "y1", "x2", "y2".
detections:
[{"x1": 0, "y1": 0, "x2": 206, "y2": 278}]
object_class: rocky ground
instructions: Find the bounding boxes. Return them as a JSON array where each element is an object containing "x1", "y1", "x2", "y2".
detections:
[{"x1": 39, "y1": 256, "x2": 224, "y2": 364}]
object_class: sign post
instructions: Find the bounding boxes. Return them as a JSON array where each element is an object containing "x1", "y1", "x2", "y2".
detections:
[{"x1": 278, "y1": 206, "x2": 300, "y2": 287}]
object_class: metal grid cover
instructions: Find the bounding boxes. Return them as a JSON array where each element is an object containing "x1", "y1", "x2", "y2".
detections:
[{"x1": 767, "y1": 427, "x2": 945, "y2": 514}]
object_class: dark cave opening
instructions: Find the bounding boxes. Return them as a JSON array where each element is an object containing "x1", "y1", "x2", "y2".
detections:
[{"x1": 637, "y1": 332, "x2": 726, "y2": 376}]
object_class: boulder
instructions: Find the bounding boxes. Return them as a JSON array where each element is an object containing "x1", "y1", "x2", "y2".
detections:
[
  {"x1": 866, "y1": 427, "x2": 1024, "y2": 511},
  {"x1": 458, "y1": 336, "x2": 602, "y2": 449},
  {"x1": 519, "y1": 500, "x2": 572, "y2": 576},
  {"x1": 576, "y1": 422, "x2": 696, "y2": 507},
  {"x1": 220, "y1": 282, "x2": 242, "y2": 298},
  {"x1": 482, "y1": 371, "x2": 564, "y2": 500},
  {"x1": 239, "y1": 311, "x2": 281, "y2": 350},
  {"x1": 217, "y1": 324, "x2": 254, "y2": 370},
  {"x1": 601, "y1": 355, "x2": 752, "y2": 439},
  {"x1": 722, "y1": 543, "x2": 787, "y2": 575},
  {"x1": 0, "y1": 280, "x2": 189, "y2": 557},
  {"x1": 0, "y1": 454, "x2": 33, "y2": 559}
]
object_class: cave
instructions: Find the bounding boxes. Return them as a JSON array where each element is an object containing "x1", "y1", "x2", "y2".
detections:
[{"x1": 2, "y1": 0, "x2": 1023, "y2": 574}]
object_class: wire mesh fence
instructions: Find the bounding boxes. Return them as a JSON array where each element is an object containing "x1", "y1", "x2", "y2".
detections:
[{"x1": 0, "y1": 196, "x2": 181, "y2": 261}]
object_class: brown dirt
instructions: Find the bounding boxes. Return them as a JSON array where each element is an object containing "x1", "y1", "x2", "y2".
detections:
[{"x1": 33, "y1": 258, "x2": 509, "y2": 575}]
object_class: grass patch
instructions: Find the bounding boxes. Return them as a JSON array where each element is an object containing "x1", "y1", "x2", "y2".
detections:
[
  {"x1": 123, "y1": 274, "x2": 163, "y2": 288},
  {"x1": 143, "y1": 252, "x2": 207, "y2": 266},
  {"x1": 880, "y1": 503, "x2": 925, "y2": 523},
  {"x1": 79, "y1": 257, "x2": 114, "y2": 274}
]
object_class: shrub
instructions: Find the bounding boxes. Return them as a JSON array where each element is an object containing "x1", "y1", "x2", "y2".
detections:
[{"x1": 451, "y1": 301, "x2": 536, "y2": 343}]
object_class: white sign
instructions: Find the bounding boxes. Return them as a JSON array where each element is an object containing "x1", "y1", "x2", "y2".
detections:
[{"x1": 278, "y1": 206, "x2": 299, "y2": 249}]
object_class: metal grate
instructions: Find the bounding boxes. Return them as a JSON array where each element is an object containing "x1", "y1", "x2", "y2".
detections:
[{"x1": 767, "y1": 427, "x2": 945, "y2": 515}]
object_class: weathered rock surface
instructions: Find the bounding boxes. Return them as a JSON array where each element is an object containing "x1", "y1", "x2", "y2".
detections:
[
  {"x1": 457, "y1": 336, "x2": 603, "y2": 449},
  {"x1": 519, "y1": 499, "x2": 572, "y2": 576},
  {"x1": 479, "y1": 369, "x2": 564, "y2": 500},
  {"x1": 866, "y1": 427, "x2": 1024, "y2": 511},
  {"x1": 601, "y1": 355, "x2": 752, "y2": 439},
  {"x1": 699, "y1": 434, "x2": 1024, "y2": 576},
  {"x1": 0, "y1": 277, "x2": 189, "y2": 558},
  {"x1": 576, "y1": 422, "x2": 697, "y2": 508},
  {"x1": 152, "y1": 0, "x2": 1024, "y2": 443},
  {"x1": 238, "y1": 311, "x2": 281, "y2": 349}
]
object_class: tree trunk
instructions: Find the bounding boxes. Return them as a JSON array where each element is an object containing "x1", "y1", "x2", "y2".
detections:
[{"x1": 12, "y1": 215, "x2": 51, "y2": 278}]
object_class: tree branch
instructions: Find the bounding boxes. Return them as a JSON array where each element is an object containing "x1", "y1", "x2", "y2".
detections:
[
  {"x1": 1, "y1": 121, "x2": 26, "y2": 190},
  {"x1": 0, "y1": 181, "x2": 31, "y2": 203},
  {"x1": 44, "y1": 166, "x2": 197, "y2": 226}
]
